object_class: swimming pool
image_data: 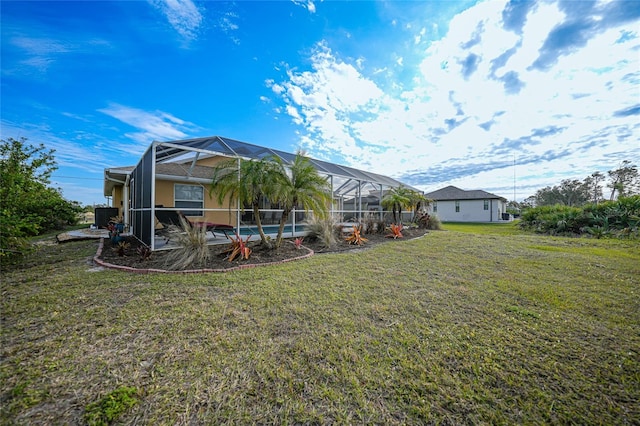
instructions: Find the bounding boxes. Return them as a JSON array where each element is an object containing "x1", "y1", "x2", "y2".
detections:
[{"x1": 237, "y1": 224, "x2": 308, "y2": 236}]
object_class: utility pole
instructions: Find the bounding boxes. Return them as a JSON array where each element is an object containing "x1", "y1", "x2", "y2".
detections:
[{"x1": 513, "y1": 154, "x2": 516, "y2": 202}]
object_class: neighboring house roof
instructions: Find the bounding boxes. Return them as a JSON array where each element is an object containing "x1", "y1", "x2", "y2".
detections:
[{"x1": 424, "y1": 185, "x2": 506, "y2": 201}]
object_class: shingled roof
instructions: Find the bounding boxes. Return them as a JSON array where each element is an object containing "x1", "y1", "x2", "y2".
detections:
[{"x1": 424, "y1": 185, "x2": 505, "y2": 201}]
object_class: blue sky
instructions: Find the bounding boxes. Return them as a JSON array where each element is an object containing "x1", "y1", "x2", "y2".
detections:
[{"x1": 2, "y1": 0, "x2": 639, "y2": 206}]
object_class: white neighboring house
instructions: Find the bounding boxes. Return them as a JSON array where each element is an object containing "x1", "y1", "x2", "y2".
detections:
[{"x1": 424, "y1": 185, "x2": 509, "y2": 222}]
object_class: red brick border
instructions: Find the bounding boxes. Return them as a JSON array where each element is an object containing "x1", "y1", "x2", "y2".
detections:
[{"x1": 93, "y1": 238, "x2": 315, "y2": 274}]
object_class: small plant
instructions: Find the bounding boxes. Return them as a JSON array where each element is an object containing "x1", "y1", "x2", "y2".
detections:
[
  {"x1": 386, "y1": 223, "x2": 404, "y2": 239},
  {"x1": 304, "y1": 216, "x2": 338, "y2": 249},
  {"x1": 163, "y1": 216, "x2": 211, "y2": 270},
  {"x1": 107, "y1": 222, "x2": 122, "y2": 245},
  {"x1": 136, "y1": 244, "x2": 152, "y2": 260},
  {"x1": 376, "y1": 218, "x2": 387, "y2": 234},
  {"x1": 113, "y1": 241, "x2": 130, "y2": 257},
  {"x1": 223, "y1": 233, "x2": 252, "y2": 261},
  {"x1": 84, "y1": 386, "x2": 140, "y2": 426},
  {"x1": 345, "y1": 225, "x2": 368, "y2": 246},
  {"x1": 294, "y1": 237, "x2": 304, "y2": 249},
  {"x1": 363, "y1": 215, "x2": 377, "y2": 234}
]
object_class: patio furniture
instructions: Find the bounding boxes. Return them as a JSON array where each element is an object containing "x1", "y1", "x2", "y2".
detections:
[{"x1": 155, "y1": 209, "x2": 234, "y2": 239}]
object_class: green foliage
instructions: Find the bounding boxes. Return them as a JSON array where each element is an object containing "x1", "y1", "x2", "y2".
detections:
[
  {"x1": 527, "y1": 161, "x2": 638, "y2": 207},
  {"x1": 519, "y1": 195, "x2": 640, "y2": 237},
  {"x1": 268, "y1": 152, "x2": 332, "y2": 248},
  {"x1": 84, "y1": 386, "x2": 139, "y2": 426},
  {"x1": 209, "y1": 157, "x2": 280, "y2": 248},
  {"x1": 209, "y1": 153, "x2": 331, "y2": 249},
  {"x1": 0, "y1": 137, "x2": 81, "y2": 258},
  {"x1": 607, "y1": 160, "x2": 639, "y2": 200},
  {"x1": 381, "y1": 186, "x2": 413, "y2": 224}
]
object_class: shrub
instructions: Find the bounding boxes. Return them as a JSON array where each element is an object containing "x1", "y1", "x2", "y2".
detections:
[
  {"x1": 519, "y1": 196, "x2": 640, "y2": 237},
  {"x1": 163, "y1": 216, "x2": 211, "y2": 270},
  {"x1": 304, "y1": 216, "x2": 338, "y2": 249},
  {"x1": 1, "y1": 138, "x2": 82, "y2": 258},
  {"x1": 362, "y1": 215, "x2": 377, "y2": 235}
]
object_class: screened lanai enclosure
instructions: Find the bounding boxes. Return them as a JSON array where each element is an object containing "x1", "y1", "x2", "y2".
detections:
[{"x1": 107, "y1": 136, "x2": 420, "y2": 250}]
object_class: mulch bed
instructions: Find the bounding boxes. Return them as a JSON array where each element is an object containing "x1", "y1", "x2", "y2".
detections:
[{"x1": 95, "y1": 227, "x2": 428, "y2": 273}]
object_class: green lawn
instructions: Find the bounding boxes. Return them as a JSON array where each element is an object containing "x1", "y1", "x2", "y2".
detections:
[
  {"x1": 1, "y1": 227, "x2": 639, "y2": 424},
  {"x1": 442, "y1": 220, "x2": 524, "y2": 235}
]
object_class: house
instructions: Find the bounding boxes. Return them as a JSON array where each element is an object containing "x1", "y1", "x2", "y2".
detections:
[
  {"x1": 424, "y1": 185, "x2": 509, "y2": 222},
  {"x1": 104, "y1": 136, "x2": 419, "y2": 250}
]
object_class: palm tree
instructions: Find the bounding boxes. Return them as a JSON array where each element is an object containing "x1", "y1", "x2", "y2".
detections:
[
  {"x1": 269, "y1": 152, "x2": 331, "y2": 248},
  {"x1": 209, "y1": 157, "x2": 278, "y2": 247},
  {"x1": 407, "y1": 189, "x2": 430, "y2": 220},
  {"x1": 382, "y1": 186, "x2": 413, "y2": 224}
]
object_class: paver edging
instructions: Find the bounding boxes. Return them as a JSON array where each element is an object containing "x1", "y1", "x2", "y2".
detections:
[{"x1": 93, "y1": 238, "x2": 314, "y2": 274}]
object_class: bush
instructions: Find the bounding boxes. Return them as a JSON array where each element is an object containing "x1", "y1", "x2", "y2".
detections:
[
  {"x1": 304, "y1": 216, "x2": 338, "y2": 249},
  {"x1": 1, "y1": 138, "x2": 82, "y2": 259},
  {"x1": 162, "y1": 216, "x2": 211, "y2": 270},
  {"x1": 519, "y1": 196, "x2": 640, "y2": 237}
]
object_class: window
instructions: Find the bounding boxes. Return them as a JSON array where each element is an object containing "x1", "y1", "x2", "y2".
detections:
[
  {"x1": 484, "y1": 200, "x2": 489, "y2": 210},
  {"x1": 175, "y1": 184, "x2": 204, "y2": 216},
  {"x1": 433, "y1": 201, "x2": 437, "y2": 213},
  {"x1": 455, "y1": 200, "x2": 460, "y2": 213}
]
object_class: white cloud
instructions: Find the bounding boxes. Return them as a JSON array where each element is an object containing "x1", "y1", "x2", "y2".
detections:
[
  {"x1": 5, "y1": 35, "x2": 112, "y2": 75},
  {"x1": 148, "y1": 0, "x2": 204, "y2": 42},
  {"x1": 291, "y1": 0, "x2": 316, "y2": 14},
  {"x1": 273, "y1": 0, "x2": 640, "y2": 199},
  {"x1": 98, "y1": 103, "x2": 198, "y2": 145}
]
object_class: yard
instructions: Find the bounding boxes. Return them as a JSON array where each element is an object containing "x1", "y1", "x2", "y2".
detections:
[{"x1": 1, "y1": 223, "x2": 639, "y2": 424}]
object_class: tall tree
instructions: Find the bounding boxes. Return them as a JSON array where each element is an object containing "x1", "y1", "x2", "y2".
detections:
[
  {"x1": 584, "y1": 171, "x2": 605, "y2": 204},
  {"x1": 1, "y1": 137, "x2": 80, "y2": 257},
  {"x1": 209, "y1": 157, "x2": 279, "y2": 247},
  {"x1": 533, "y1": 179, "x2": 590, "y2": 207},
  {"x1": 407, "y1": 189, "x2": 429, "y2": 220},
  {"x1": 269, "y1": 152, "x2": 331, "y2": 249},
  {"x1": 608, "y1": 160, "x2": 639, "y2": 200}
]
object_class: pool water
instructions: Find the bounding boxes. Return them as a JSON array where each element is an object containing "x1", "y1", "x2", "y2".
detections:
[{"x1": 237, "y1": 224, "x2": 307, "y2": 235}]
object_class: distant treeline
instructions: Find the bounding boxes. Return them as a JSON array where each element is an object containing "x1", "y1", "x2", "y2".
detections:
[{"x1": 522, "y1": 160, "x2": 639, "y2": 208}]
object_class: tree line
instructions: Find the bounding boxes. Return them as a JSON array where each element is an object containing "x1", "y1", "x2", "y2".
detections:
[{"x1": 520, "y1": 160, "x2": 639, "y2": 208}]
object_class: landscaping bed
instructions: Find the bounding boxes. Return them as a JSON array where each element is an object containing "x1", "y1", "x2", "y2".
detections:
[{"x1": 96, "y1": 227, "x2": 428, "y2": 271}]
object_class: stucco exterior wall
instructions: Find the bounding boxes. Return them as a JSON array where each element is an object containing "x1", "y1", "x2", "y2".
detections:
[
  {"x1": 154, "y1": 179, "x2": 237, "y2": 226},
  {"x1": 429, "y1": 199, "x2": 507, "y2": 222},
  {"x1": 111, "y1": 186, "x2": 124, "y2": 218}
]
